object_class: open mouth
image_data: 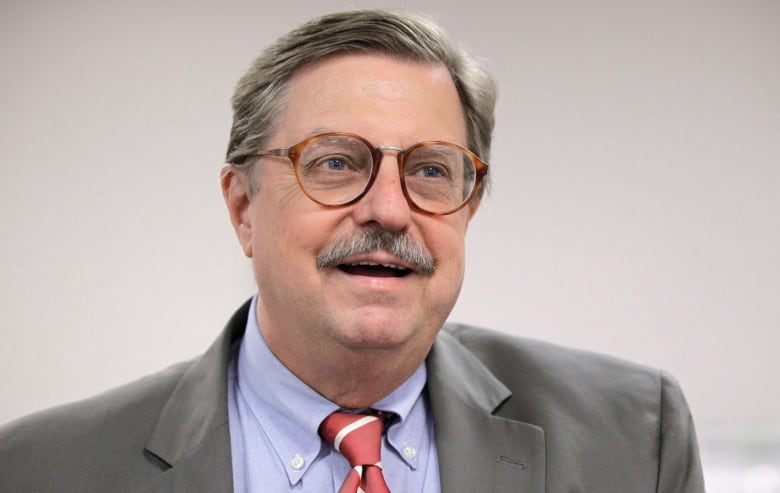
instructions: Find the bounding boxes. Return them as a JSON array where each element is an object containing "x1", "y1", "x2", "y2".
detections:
[{"x1": 338, "y1": 261, "x2": 412, "y2": 278}]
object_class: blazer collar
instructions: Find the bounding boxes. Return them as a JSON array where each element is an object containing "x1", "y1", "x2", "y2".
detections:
[
  {"x1": 134, "y1": 300, "x2": 251, "y2": 493},
  {"x1": 427, "y1": 328, "x2": 546, "y2": 493},
  {"x1": 134, "y1": 302, "x2": 546, "y2": 492}
]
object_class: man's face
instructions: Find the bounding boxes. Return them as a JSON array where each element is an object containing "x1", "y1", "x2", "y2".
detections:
[{"x1": 226, "y1": 53, "x2": 478, "y2": 371}]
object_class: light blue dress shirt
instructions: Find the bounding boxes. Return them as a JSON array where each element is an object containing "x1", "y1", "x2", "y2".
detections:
[{"x1": 227, "y1": 295, "x2": 441, "y2": 492}]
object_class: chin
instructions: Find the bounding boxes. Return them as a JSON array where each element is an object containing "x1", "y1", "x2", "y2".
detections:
[{"x1": 334, "y1": 316, "x2": 422, "y2": 351}]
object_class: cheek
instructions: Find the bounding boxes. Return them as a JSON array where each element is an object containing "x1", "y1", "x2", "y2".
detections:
[
  {"x1": 252, "y1": 170, "x2": 318, "y2": 254},
  {"x1": 426, "y1": 222, "x2": 469, "y2": 284},
  {"x1": 255, "y1": 199, "x2": 346, "y2": 277}
]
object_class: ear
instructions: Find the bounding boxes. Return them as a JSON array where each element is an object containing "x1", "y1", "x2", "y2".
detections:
[{"x1": 221, "y1": 165, "x2": 254, "y2": 258}]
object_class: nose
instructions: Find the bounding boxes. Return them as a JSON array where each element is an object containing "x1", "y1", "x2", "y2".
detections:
[{"x1": 350, "y1": 151, "x2": 412, "y2": 232}]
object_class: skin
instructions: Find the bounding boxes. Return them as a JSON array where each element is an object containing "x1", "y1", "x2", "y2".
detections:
[{"x1": 222, "y1": 53, "x2": 480, "y2": 408}]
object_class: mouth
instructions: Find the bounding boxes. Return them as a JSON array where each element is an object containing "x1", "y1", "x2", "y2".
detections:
[{"x1": 337, "y1": 261, "x2": 413, "y2": 278}]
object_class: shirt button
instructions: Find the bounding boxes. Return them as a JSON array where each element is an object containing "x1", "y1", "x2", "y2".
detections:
[
  {"x1": 290, "y1": 454, "x2": 305, "y2": 470},
  {"x1": 403, "y1": 446, "x2": 417, "y2": 460}
]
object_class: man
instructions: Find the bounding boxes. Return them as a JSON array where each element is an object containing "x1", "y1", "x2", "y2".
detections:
[{"x1": 0, "y1": 9, "x2": 704, "y2": 492}]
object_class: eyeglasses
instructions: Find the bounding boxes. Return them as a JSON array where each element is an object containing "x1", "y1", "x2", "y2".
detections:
[{"x1": 240, "y1": 132, "x2": 488, "y2": 215}]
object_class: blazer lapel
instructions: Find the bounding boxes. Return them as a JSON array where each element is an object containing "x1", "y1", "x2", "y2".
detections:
[
  {"x1": 427, "y1": 330, "x2": 546, "y2": 493},
  {"x1": 127, "y1": 302, "x2": 544, "y2": 492},
  {"x1": 129, "y1": 431, "x2": 233, "y2": 493},
  {"x1": 131, "y1": 301, "x2": 251, "y2": 493}
]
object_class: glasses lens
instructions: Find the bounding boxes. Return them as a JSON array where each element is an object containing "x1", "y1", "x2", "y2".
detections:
[
  {"x1": 296, "y1": 135, "x2": 373, "y2": 205},
  {"x1": 403, "y1": 143, "x2": 477, "y2": 214}
]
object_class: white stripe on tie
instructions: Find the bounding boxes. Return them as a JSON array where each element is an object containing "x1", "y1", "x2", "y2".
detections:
[{"x1": 333, "y1": 416, "x2": 378, "y2": 452}]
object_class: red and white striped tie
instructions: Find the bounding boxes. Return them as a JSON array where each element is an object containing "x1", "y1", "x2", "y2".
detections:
[{"x1": 319, "y1": 411, "x2": 391, "y2": 493}]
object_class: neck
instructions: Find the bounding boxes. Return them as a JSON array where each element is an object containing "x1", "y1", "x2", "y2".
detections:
[
  {"x1": 309, "y1": 351, "x2": 426, "y2": 409},
  {"x1": 264, "y1": 329, "x2": 431, "y2": 409}
]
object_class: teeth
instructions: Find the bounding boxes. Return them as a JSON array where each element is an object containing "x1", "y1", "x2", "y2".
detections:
[{"x1": 347, "y1": 261, "x2": 406, "y2": 270}]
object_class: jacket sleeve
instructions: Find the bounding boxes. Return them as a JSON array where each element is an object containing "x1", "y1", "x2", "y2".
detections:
[{"x1": 657, "y1": 371, "x2": 706, "y2": 492}]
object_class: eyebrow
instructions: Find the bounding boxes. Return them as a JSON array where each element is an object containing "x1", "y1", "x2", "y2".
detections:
[
  {"x1": 294, "y1": 128, "x2": 468, "y2": 150},
  {"x1": 300, "y1": 127, "x2": 337, "y2": 139}
]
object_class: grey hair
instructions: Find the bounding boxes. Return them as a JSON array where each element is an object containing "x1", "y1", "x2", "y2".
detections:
[{"x1": 226, "y1": 9, "x2": 497, "y2": 198}]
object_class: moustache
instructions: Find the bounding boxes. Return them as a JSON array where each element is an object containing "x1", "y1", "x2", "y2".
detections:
[{"x1": 316, "y1": 228, "x2": 436, "y2": 276}]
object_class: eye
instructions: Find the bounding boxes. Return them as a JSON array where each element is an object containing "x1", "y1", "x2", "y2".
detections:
[
  {"x1": 407, "y1": 161, "x2": 450, "y2": 180},
  {"x1": 304, "y1": 154, "x2": 357, "y2": 172},
  {"x1": 419, "y1": 165, "x2": 445, "y2": 178},
  {"x1": 323, "y1": 157, "x2": 348, "y2": 171}
]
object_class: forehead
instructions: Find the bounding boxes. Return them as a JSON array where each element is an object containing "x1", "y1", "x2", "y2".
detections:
[{"x1": 276, "y1": 53, "x2": 467, "y2": 146}]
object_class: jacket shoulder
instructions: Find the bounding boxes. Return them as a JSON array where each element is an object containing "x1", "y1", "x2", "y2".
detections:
[
  {"x1": 443, "y1": 322, "x2": 662, "y2": 394},
  {"x1": 0, "y1": 360, "x2": 192, "y2": 492},
  {"x1": 441, "y1": 323, "x2": 704, "y2": 492}
]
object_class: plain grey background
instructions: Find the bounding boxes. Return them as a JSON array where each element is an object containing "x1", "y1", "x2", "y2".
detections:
[{"x1": 2, "y1": 0, "x2": 778, "y2": 478}]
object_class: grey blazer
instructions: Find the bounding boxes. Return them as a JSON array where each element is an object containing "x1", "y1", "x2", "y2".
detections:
[{"x1": 0, "y1": 301, "x2": 704, "y2": 492}]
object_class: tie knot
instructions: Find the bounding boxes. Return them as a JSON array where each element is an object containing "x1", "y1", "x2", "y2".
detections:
[{"x1": 319, "y1": 411, "x2": 387, "y2": 468}]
